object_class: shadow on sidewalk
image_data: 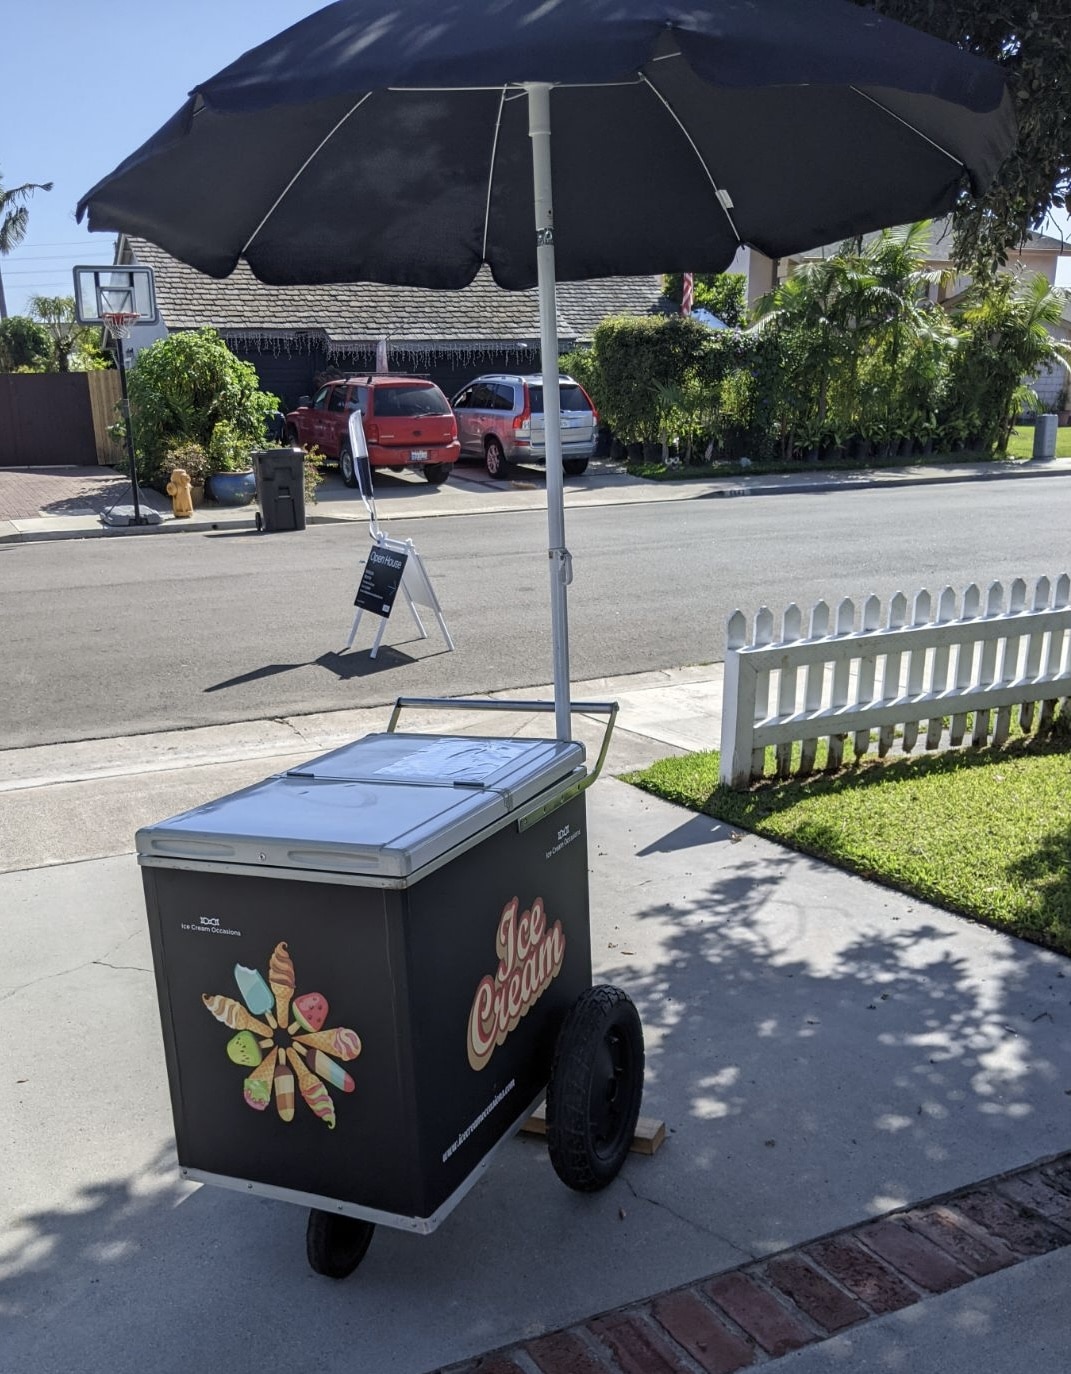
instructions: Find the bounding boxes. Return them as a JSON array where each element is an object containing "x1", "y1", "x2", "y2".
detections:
[{"x1": 4, "y1": 802, "x2": 1069, "y2": 1372}]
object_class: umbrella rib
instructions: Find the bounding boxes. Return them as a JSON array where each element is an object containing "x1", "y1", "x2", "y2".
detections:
[
  {"x1": 849, "y1": 87, "x2": 965, "y2": 168},
  {"x1": 482, "y1": 87, "x2": 508, "y2": 261},
  {"x1": 638, "y1": 72, "x2": 741, "y2": 244},
  {"x1": 240, "y1": 93, "x2": 373, "y2": 255}
]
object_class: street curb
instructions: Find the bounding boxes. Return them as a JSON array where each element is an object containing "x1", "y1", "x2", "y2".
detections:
[
  {"x1": 692, "y1": 462, "x2": 1071, "y2": 502},
  {"x1": 438, "y1": 1151, "x2": 1071, "y2": 1374},
  {"x1": 1, "y1": 461, "x2": 1068, "y2": 544}
]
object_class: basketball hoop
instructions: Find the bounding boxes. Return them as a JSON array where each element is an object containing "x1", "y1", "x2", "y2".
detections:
[{"x1": 101, "y1": 310, "x2": 140, "y2": 340}]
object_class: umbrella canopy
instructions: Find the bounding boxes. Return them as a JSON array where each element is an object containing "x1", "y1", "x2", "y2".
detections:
[
  {"x1": 77, "y1": 0, "x2": 1015, "y2": 740},
  {"x1": 77, "y1": 0, "x2": 1013, "y2": 290}
]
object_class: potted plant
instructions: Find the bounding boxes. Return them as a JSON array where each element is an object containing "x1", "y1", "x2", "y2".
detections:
[
  {"x1": 164, "y1": 441, "x2": 212, "y2": 507},
  {"x1": 205, "y1": 420, "x2": 257, "y2": 505}
]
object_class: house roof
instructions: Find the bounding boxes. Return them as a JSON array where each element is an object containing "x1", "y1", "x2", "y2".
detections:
[
  {"x1": 119, "y1": 236, "x2": 668, "y2": 352},
  {"x1": 792, "y1": 216, "x2": 1069, "y2": 266}
]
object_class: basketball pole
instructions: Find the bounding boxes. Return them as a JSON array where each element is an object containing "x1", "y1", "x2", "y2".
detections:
[{"x1": 111, "y1": 328, "x2": 146, "y2": 526}]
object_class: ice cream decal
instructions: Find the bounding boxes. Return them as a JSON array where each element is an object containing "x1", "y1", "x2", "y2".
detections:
[
  {"x1": 467, "y1": 896, "x2": 565, "y2": 1071},
  {"x1": 202, "y1": 941, "x2": 362, "y2": 1128}
]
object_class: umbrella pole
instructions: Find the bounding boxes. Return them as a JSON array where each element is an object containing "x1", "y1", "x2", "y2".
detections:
[{"x1": 526, "y1": 82, "x2": 572, "y2": 742}]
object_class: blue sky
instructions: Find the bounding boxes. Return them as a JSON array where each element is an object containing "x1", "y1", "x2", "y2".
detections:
[{"x1": 2, "y1": 1, "x2": 1068, "y2": 318}]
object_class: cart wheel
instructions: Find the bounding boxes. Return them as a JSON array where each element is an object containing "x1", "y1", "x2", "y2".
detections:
[
  {"x1": 255, "y1": 510, "x2": 263, "y2": 532},
  {"x1": 306, "y1": 1209, "x2": 375, "y2": 1278},
  {"x1": 546, "y1": 985, "x2": 644, "y2": 1192}
]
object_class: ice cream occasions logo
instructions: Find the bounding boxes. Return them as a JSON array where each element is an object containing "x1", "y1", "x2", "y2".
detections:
[
  {"x1": 202, "y1": 941, "x2": 362, "y2": 1129},
  {"x1": 467, "y1": 897, "x2": 565, "y2": 1071}
]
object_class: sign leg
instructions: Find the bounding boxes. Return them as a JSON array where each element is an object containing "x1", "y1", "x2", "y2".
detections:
[
  {"x1": 344, "y1": 609, "x2": 363, "y2": 651},
  {"x1": 370, "y1": 616, "x2": 388, "y2": 659}
]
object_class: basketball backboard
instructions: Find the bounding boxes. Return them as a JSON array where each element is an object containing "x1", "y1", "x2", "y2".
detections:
[{"x1": 73, "y1": 264, "x2": 158, "y2": 326}]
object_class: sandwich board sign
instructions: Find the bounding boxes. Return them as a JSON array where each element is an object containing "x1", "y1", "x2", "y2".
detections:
[{"x1": 343, "y1": 410, "x2": 454, "y2": 658}]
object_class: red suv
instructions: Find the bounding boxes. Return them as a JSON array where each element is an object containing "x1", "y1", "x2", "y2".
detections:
[{"x1": 285, "y1": 375, "x2": 460, "y2": 485}]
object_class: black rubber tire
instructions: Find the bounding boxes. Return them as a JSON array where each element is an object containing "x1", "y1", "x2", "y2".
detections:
[
  {"x1": 563, "y1": 458, "x2": 589, "y2": 477},
  {"x1": 423, "y1": 463, "x2": 451, "y2": 485},
  {"x1": 546, "y1": 985, "x2": 644, "y2": 1192},
  {"x1": 306, "y1": 1209, "x2": 375, "y2": 1278},
  {"x1": 339, "y1": 441, "x2": 358, "y2": 488},
  {"x1": 484, "y1": 437, "x2": 507, "y2": 478}
]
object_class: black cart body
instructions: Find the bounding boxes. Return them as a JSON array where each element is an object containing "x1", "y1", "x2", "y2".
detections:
[{"x1": 138, "y1": 732, "x2": 591, "y2": 1232}]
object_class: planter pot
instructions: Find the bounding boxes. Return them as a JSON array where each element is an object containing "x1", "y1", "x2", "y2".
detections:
[
  {"x1": 206, "y1": 470, "x2": 257, "y2": 506},
  {"x1": 190, "y1": 483, "x2": 206, "y2": 509}
]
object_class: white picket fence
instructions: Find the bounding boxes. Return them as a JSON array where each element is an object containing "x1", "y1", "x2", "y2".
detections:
[{"x1": 720, "y1": 574, "x2": 1071, "y2": 789}]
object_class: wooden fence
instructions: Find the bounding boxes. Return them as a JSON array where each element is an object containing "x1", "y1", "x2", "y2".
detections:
[
  {"x1": 720, "y1": 575, "x2": 1071, "y2": 789},
  {"x1": 0, "y1": 371, "x2": 122, "y2": 467}
]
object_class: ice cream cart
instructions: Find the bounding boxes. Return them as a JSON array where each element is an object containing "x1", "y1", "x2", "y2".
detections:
[{"x1": 137, "y1": 698, "x2": 644, "y2": 1277}]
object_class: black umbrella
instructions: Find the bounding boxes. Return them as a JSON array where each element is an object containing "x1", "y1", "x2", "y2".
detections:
[{"x1": 78, "y1": 0, "x2": 1015, "y2": 738}]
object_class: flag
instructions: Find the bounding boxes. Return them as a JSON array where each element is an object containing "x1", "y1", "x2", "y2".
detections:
[{"x1": 681, "y1": 272, "x2": 693, "y2": 316}]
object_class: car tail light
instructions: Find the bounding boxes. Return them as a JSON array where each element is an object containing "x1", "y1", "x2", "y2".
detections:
[
  {"x1": 366, "y1": 422, "x2": 380, "y2": 444},
  {"x1": 579, "y1": 385, "x2": 598, "y2": 425},
  {"x1": 513, "y1": 387, "x2": 532, "y2": 432}
]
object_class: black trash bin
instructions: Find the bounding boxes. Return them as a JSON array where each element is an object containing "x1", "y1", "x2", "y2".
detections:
[
  {"x1": 135, "y1": 697, "x2": 644, "y2": 1279},
  {"x1": 252, "y1": 447, "x2": 306, "y2": 532}
]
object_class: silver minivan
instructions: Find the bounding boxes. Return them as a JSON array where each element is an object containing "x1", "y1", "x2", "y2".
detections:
[{"x1": 450, "y1": 373, "x2": 597, "y2": 478}]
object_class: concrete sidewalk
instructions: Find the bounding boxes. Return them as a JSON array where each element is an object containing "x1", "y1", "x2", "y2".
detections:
[
  {"x1": 2, "y1": 666, "x2": 1070, "y2": 1373},
  {"x1": 2, "y1": 451, "x2": 1071, "y2": 542}
]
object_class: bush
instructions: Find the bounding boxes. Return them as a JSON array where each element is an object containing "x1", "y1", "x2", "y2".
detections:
[
  {"x1": 163, "y1": 441, "x2": 212, "y2": 485},
  {"x1": 126, "y1": 328, "x2": 278, "y2": 483},
  {"x1": 589, "y1": 315, "x2": 711, "y2": 442},
  {"x1": 0, "y1": 316, "x2": 52, "y2": 372}
]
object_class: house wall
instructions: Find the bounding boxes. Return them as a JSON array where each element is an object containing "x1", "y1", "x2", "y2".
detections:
[{"x1": 227, "y1": 342, "x2": 544, "y2": 412}]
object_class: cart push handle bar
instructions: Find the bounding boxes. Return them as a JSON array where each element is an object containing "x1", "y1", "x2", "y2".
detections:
[{"x1": 386, "y1": 696, "x2": 619, "y2": 816}]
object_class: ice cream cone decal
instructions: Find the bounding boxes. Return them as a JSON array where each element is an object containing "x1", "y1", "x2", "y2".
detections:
[
  {"x1": 268, "y1": 941, "x2": 296, "y2": 1026},
  {"x1": 288, "y1": 1049, "x2": 336, "y2": 1129},
  {"x1": 202, "y1": 994, "x2": 271, "y2": 1039},
  {"x1": 202, "y1": 942, "x2": 360, "y2": 1129}
]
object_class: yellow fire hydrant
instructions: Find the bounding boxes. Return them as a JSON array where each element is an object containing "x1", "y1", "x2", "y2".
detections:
[{"x1": 166, "y1": 467, "x2": 194, "y2": 519}]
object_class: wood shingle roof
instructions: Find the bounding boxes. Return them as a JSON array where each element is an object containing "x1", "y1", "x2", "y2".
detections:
[{"x1": 121, "y1": 236, "x2": 669, "y2": 350}]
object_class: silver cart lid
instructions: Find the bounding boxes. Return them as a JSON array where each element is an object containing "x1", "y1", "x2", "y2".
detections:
[{"x1": 136, "y1": 733, "x2": 585, "y2": 879}]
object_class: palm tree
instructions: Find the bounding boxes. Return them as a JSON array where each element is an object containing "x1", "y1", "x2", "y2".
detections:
[{"x1": 0, "y1": 173, "x2": 53, "y2": 320}]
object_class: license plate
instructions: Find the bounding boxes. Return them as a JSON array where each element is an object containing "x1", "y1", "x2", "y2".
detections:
[
  {"x1": 562, "y1": 418, "x2": 584, "y2": 428},
  {"x1": 410, "y1": 449, "x2": 428, "y2": 461}
]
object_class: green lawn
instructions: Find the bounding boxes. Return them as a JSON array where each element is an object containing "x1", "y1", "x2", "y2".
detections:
[
  {"x1": 1005, "y1": 423, "x2": 1071, "y2": 460},
  {"x1": 624, "y1": 723, "x2": 1071, "y2": 955}
]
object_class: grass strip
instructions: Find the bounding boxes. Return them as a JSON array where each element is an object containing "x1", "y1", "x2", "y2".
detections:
[
  {"x1": 623, "y1": 723, "x2": 1071, "y2": 955},
  {"x1": 626, "y1": 423, "x2": 1071, "y2": 481}
]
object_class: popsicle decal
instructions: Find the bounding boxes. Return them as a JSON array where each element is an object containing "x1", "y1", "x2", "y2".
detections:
[
  {"x1": 467, "y1": 897, "x2": 565, "y2": 1071},
  {"x1": 202, "y1": 941, "x2": 361, "y2": 1128}
]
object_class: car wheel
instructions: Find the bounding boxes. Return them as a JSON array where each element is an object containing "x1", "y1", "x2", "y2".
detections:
[
  {"x1": 423, "y1": 464, "x2": 451, "y2": 485},
  {"x1": 484, "y1": 437, "x2": 507, "y2": 479},
  {"x1": 339, "y1": 441, "x2": 358, "y2": 488},
  {"x1": 563, "y1": 458, "x2": 589, "y2": 477},
  {"x1": 387, "y1": 465, "x2": 405, "y2": 473}
]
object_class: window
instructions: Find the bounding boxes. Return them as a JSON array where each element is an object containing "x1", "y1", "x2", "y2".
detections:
[
  {"x1": 466, "y1": 382, "x2": 496, "y2": 410},
  {"x1": 453, "y1": 387, "x2": 474, "y2": 409},
  {"x1": 527, "y1": 383, "x2": 591, "y2": 414},
  {"x1": 492, "y1": 383, "x2": 516, "y2": 410},
  {"x1": 327, "y1": 386, "x2": 348, "y2": 413},
  {"x1": 311, "y1": 386, "x2": 331, "y2": 411},
  {"x1": 346, "y1": 386, "x2": 369, "y2": 415},
  {"x1": 373, "y1": 383, "x2": 452, "y2": 418}
]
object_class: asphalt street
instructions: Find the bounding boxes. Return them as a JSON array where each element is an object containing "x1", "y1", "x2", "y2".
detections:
[{"x1": 2, "y1": 474, "x2": 1070, "y2": 747}]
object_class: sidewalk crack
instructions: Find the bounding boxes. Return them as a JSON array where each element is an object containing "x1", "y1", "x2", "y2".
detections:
[{"x1": 620, "y1": 1174, "x2": 756, "y2": 1258}]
